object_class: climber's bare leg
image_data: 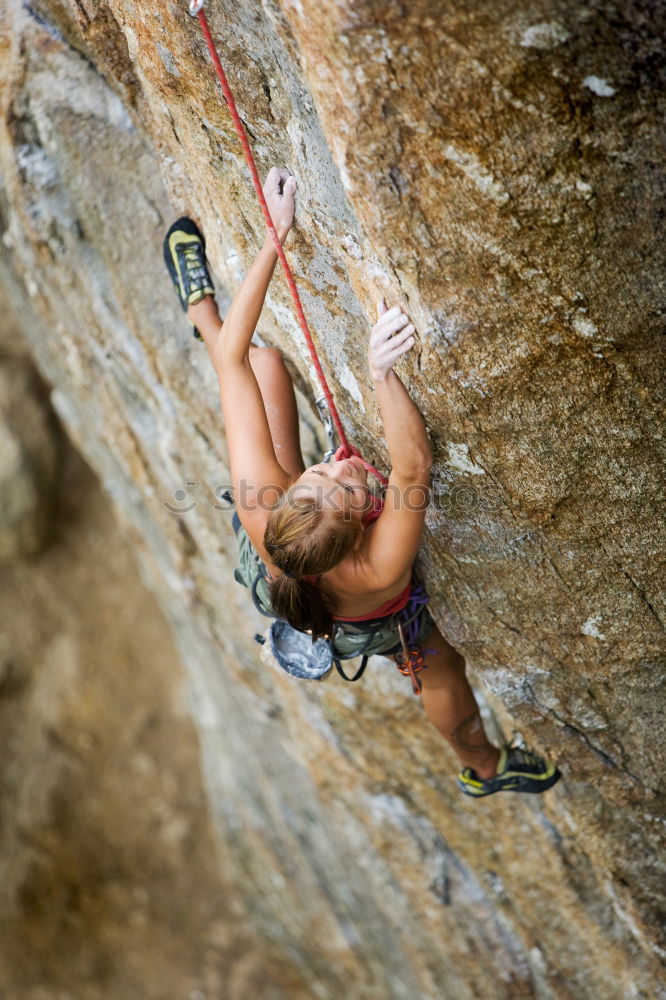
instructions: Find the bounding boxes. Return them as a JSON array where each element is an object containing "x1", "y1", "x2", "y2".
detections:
[
  {"x1": 187, "y1": 295, "x2": 224, "y2": 370},
  {"x1": 188, "y1": 296, "x2": 305, "y2": 480},
  {"x1": 246, "y1": 347, "x2": 306, "y2": 480},
  {"x1": 390, "y1": 624, "x2": 500, "y2": 777}
]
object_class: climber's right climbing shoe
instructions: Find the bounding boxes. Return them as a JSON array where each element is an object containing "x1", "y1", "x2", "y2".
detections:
[
  {"x1": 163, "y1": 217, "x2": 215, "y2": 341},
  {"x1": 457, "y1": 743, "x2": 561, "y2": 797}
]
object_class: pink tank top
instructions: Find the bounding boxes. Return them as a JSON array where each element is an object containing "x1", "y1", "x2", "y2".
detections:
[{"x1": 332, "y1": 581, "x2": 411, "y2": 622}]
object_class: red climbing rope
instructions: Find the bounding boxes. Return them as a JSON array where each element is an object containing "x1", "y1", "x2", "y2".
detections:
[{"x1": 189, "y1": 1, "x2": 388, "y2": 487}]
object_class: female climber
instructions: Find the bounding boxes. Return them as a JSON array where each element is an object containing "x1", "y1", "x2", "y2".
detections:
[{"x1": 163, "y1": 165, "x2": 560, "y2": 797}]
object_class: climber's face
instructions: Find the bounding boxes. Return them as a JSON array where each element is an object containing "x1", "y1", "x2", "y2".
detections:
[{"x1": 293, "y1": 458, "x2": 370, "y2": 520}]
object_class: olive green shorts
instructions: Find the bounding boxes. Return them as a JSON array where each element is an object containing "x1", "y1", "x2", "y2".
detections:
[{"x1": 232, "y1": 513, "x2": 435, "y2": 661}]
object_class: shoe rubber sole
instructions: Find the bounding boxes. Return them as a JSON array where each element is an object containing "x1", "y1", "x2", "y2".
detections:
[
  {"x1": 163, "y1": 217, "x2": 213, "y2": 341},
  {"x1": 457, "y1": 764, "x2": 562, "y2": 798}
]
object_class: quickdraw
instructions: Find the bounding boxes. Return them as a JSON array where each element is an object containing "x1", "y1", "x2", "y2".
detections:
[
  {"x1": 316, "y1": 395, "x2": 337, "y2": 463},
  {"x1": 395, "y1": 622, "x2": 428, "y2": 695}
]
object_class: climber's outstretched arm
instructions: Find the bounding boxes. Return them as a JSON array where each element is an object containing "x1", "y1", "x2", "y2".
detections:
[
  {"x1": 216, "y1": 167, "x2": 297, "y2": 515},
  {"x1": 215, "y1": 167, "x2": 296, "y2": 366},
  {"x1": 216, "y1": 236, "x2": 290, "y2": 513},
  {"x1": 216, "y1": 235, "x2": 284, "y2": 364}
]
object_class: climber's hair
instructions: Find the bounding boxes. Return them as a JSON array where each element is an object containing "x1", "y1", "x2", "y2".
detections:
[{"x1": 264, "y1": 480, "x2": 364, "y2": 640}]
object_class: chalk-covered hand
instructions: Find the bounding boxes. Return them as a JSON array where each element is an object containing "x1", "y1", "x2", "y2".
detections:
[
  {"x1": 262, "y1": 166, "x2": 297, "y2": 241},
  {"x1": 368, "y1": 299, "x2": 416, "y2": 382}
]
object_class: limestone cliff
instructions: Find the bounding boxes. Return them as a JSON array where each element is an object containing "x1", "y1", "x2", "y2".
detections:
[{"x1": 0, "y1": 0, "x2": 664, "y2": 996}]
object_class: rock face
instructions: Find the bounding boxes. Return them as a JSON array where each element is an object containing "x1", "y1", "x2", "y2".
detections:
[
  {"x1": 0, "y1": 1, "x2": 664, "y2": 997},
  {"x1": 0, "y1": 383, "x2": 305, "y2": 1000},
  {"x1": 0, "y1": 357, "x2": 60, "y2": 564}
]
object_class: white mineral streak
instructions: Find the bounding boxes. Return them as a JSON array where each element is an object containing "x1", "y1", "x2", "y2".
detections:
[
  {"x1": 156, "y1": 43, "x2": 180, "y2": 77},
  {"x1": 340, "y1": 232, "x2": 363, "y2": 260},
  {"x1": 442, "y1": 143, "x2": 511, "y2": 205},
  {"x1": 583, "y1": 76, "x2": 617, "y2": 97},
  {"x1": 519, "y1": 22, "x2": 571, "y2": 49},
  {"x1": 446, "y1": 442, "x2": 486, "y2": 476},
  {"x1": 338, "y1": 363, "x2": 365, "y2": 412},
  {"x1": 573, "y1": 314, "x2": 599, "y2": 338},
  {"x1": 581, "y1": 616, "x2": 606, "y2": 640}
]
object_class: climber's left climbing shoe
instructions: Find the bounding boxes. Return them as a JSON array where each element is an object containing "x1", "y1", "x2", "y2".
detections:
[
  {"x1": 163, "y1": 217, "x2": 215, "y2": 341},
  {"x1": 457, "y1": 743, "x2": 561, "y2": 797}
]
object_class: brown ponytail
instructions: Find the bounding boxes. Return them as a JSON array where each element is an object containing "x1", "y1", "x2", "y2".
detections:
[{"x1": 264, "y1": 484, "x2": 364, "y2": 640}]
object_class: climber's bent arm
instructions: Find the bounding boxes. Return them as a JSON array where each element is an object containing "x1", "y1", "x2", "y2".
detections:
[
  {"x1": 373, "y1": 370, "x2": 431, "y2": 477},
  {"x1": 358, "y1": 367, "x2": 433, "y2": 588}
]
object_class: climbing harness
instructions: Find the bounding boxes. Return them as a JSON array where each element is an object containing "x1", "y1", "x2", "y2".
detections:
[
  {"x1": 266, "y1": 571, "x2": 433, "y2": 691},
  {"x1": 400, "y1": 580, "x2": 438, "y2": 694},
  {"x1": 187, "y1": 0, "x2": 387, "y2": 486},
  {"x1": 232, "y1": 508, "x2": 436, "y2": 695}
]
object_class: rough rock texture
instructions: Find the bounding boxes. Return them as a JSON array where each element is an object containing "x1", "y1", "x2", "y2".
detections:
[
  {"x1": 0, "y1": 356, "x2": 60, "y2": 563},
  {"x1": 0, "y1": 0, "x2": 664, "y2": 997},
  {"x1": 0, "y1": 359, "x2": 306, "y2": 999}
]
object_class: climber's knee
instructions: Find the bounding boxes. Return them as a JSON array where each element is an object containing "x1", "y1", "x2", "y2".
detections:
[
  {"x1": 248, "y1": 346, "x2": 283, "y2": 370},
  {"x1": 248, "y1": 347, "x2": 293, "y2": 399}
]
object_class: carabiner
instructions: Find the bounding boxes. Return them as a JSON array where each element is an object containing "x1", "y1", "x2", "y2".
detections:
[
  {"x1": 316, "y1": 395, "x2": 338, "y2": 462},
  {"x1": 395, "y1": 622, "x2": 425, "y2": 695}
]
